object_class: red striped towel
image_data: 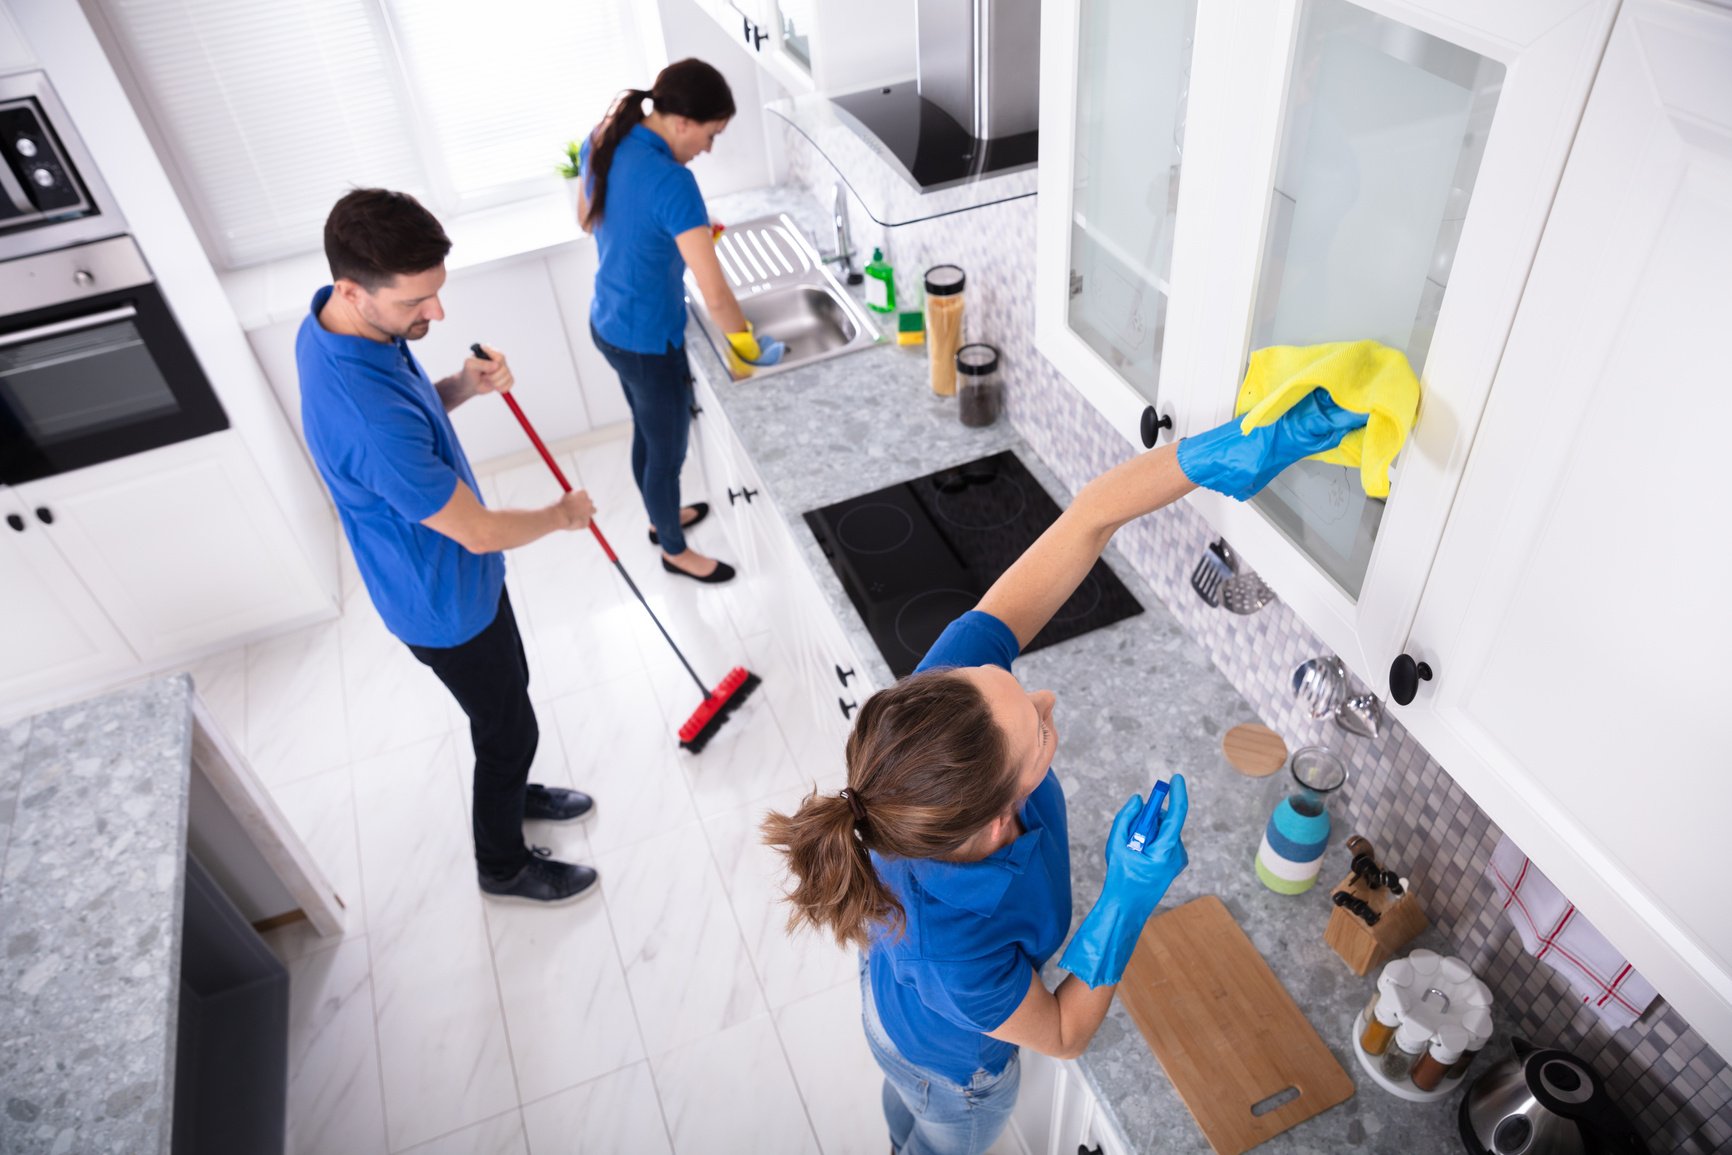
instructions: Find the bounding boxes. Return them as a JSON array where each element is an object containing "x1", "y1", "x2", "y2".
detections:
[{"x1": 1488, "y1": 836, "x2": 1658, "y2": 1030}]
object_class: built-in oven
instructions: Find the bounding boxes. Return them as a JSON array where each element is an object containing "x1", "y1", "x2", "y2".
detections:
[
  {"x1": 0, "y1": 70, "x2": 226, "y2": 485},
  {"x1": 0, "y1": 236, "x2": 226, "y2": 483}
]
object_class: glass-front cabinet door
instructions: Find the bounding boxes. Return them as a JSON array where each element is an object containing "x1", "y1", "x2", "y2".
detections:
[
  {"x1": 1035, "y1": 0, "x2": 1200, "y2": 449},
  {"x1": 1169, "y1": 0, "x2": 1617, "y2": 690}
]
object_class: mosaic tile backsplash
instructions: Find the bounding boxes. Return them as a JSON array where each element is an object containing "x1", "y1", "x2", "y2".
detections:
[{"x1": 782, "y1": 126, "x2": 1731, "y2": 1153}]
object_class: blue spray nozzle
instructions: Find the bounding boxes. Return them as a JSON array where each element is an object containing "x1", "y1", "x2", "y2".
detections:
[{"x1": 1126, "y1": 779, "x2": 1171, "y2": 854}]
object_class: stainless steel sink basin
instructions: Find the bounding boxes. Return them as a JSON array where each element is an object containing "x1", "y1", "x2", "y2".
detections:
[{"x1": 685, "y1": 213, "x2": 881, "y2": 380}]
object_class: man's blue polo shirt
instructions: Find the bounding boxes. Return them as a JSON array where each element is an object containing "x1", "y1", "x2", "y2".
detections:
[
  {"x1": 867, "y1": 611, "x2": 1073, "y2": 1085},
  {"x1": 581, "y1": 124, "x2": 710, "y2": 354},
  {"x1": 296, "y1": 286, "x2": 504, "y2": 648}
]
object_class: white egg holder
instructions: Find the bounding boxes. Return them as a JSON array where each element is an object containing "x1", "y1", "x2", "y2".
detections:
[{"x1": 1349, "y1": 1009, "x2": 1468, "y2": 1102}]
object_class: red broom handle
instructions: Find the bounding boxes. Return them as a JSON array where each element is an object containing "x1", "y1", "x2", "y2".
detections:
[{"x1": 496, "y1": 377, "x2": 618, "y2": 563}]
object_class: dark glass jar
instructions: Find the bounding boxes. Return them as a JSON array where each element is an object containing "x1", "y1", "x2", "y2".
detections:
[{"x1": 956, "y1": 343, "x2": 1001, "y2": 427}]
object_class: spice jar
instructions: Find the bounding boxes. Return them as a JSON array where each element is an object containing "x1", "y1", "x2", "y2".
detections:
[
  {"x1": 1411, "y1": 1024, "x2": 1471, "y2": 1092},
  {"x1": 955, "y1": 343, "x2": 1002, "y2": 426},
  {"x1": 1359, "y1": 985, "x2": 1408, "y2": 1057},
  {"x1": 1448, "y1": 1006, "x2": 1494, "y2": 1080},
  {"x1": 1381, "y1": 1017, "x2": 1433, "y2": 1082},
  {"x1": 924, "y1": 264, "x2": 966, "y2": 396}
]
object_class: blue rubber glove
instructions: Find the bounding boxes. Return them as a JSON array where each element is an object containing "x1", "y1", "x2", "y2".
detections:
[
  {"x1": 1059, "y1": 774, "x2": 1190, "y2": 989},
  {"x1": 751, "y1": 336, "x2": 787, "y2": 366},
  {"x1": 1176, "y1": 389, "x2": 1369, "y2": 501}
]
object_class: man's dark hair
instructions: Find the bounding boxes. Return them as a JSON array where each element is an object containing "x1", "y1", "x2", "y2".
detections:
[{"x1": 323, "y1": 189, "x2": 451, "y2": 291}]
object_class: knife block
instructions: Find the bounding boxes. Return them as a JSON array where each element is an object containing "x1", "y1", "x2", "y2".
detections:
[{"x1": 1324, "y1": 872, "x2": 1427, "y2": 975}]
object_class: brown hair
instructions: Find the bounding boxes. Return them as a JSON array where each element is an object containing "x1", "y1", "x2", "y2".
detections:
[
  {"x1": 582, "y1": 58, "x2": 736, "y2": 228},
  {"x1": 760, "y1": 669, "x2": 1020, "y2": 951},
  {"x1": 323, "y1": 188, "x2": 451, "y2": 291}
]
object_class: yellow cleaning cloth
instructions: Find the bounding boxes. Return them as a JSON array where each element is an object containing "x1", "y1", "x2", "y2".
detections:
[{"x1": 1235, "y1": 340, "x2": 1420, "y2": 499}]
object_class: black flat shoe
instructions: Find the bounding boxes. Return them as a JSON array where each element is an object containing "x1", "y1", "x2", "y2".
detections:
[
  {"x1": 661, "y1": 556, "x2": 736, "y2": 584},
  {"x1": 523, "y1": 784, "x2": 594, "y2": 822},
  {"x1": 648, "y1": 502, "x2": 710, "y2": 545}
]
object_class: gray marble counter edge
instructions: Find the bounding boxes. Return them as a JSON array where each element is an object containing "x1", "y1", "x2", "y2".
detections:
[{"x1": 0, "y1": 675, "x2": 193, "y2": 1155}]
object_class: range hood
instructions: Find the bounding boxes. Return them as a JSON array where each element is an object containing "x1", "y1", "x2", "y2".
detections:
[{"x1": 829, "y1": 0, "x2": 1041, "y2": 193}]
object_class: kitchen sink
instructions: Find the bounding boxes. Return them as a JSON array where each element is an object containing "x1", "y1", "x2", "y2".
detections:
[{"x1": 685, "y1": 213, "x2": 882, "y2": 380}]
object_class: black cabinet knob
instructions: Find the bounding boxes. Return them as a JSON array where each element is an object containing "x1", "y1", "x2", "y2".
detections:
[
  {"x1": 6, "y1": 513, "x2": 23, "y2": 532},
  {"x1": 689, "y1": 403, "x2": 703, "y2": 419},
  {"x1": 1389, "y1": 653, "x2": 1433, "y2": 706},
  {"x1": 835, "y1": 664, "x2": 856, "y2": 686},
  {"x1": 838, "y1": 697, "x2": 858, "y2": 720},
  {"x1": 1140, "y1": 406, "x2": 1173, "y2": 449},
  {"x1": 751, "y1": 24, "x2": 769, "y2": 48},
  {"x1": 1079, "y1": 1146, "x2": 1103, "y2": 1155},
  {"x1": 726, "y1": 486, "x2": 757, "y2": 504},
  {"x1": 741, "y1": 12, "x2": 752, "y2": 43},
  {"x1": 34, "y1": 507, "x2": 52, "y2": 525}
]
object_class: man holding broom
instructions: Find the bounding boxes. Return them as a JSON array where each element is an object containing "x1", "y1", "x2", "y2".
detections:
[{"x1": 297, "y1": 188, "x2": 600, "y2": 906}]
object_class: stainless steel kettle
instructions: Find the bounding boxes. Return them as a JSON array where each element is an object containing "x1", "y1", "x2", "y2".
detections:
[{"x1": 1459, "y1": 1038, "x2": 1647, "y2": 1155}]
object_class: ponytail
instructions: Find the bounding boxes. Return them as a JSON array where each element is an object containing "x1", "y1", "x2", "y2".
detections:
[
  {"x1": 760, "y1": 669, "x2": 1019, "y2": 951},
  {"x1": 761, "y1": 789, "x2": 901, "y2": 952},
  {"x1": 583, "y1": 58, "x2": 737, "y2": 229}
]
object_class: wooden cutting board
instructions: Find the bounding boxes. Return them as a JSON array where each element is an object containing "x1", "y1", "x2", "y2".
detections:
[{"x1": 1119, "y1": 895, "x2": 1354, "y2": 1154}]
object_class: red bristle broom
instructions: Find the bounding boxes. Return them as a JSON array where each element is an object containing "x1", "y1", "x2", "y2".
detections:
[{"x1": 472, "y1": 344, "x2": 760, "y2": 753}]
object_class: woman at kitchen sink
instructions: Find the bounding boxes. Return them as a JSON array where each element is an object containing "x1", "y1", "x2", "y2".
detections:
[
  {"x1": 577, "y1": 57, "x2": 785, "y2": 584},
  {"x1": 764, "y1": 395, "x2": 1367, "y2": 1155}
]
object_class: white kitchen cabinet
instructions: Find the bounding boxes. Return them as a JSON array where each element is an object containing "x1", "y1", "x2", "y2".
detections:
[
  {"x1": 691, "y1": 0, "x2": 914, "y2": 98},
  {"x1": 1046, "y1": 1058, "x2": 1132, "y2": 1155},
  {"x1": 1394, "y1": 0, "x2": 1732, "y2": 1062},
  {"x1": 0, "y1": 490, "x2": 134, "y2": 702},
  {"x1": 1034, "y1": 0, "x2": 1200, "y2": 450},
  {"x1": 1038, "y1": 0, "x2": 1618, "y2": 694},
  {"x1": 11, "y1": 432, "x2": 330, "y2": 665}
]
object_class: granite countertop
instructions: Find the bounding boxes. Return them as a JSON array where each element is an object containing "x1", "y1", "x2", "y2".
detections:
[
  {"x1": 0, "y1": 676, "x2": 194, "y2": 1155},
  {"x1": 702, "y1": 187, "x2": 1474, "y2": 1154}
]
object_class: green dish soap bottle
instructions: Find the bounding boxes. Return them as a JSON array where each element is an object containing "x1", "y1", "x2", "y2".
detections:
[{"x1": 864, "y1": 248, "x2": 896, "y2": 314}]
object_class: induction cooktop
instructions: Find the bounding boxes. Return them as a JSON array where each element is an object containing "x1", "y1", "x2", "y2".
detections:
[{"x1": 803, "y1": 451, "x2": 1143, "y2": 678}]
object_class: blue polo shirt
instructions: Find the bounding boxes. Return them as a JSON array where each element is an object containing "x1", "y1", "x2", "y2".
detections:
[
  {"x1": 867, "y1": 611, "x2": 1073, "y2": 1085},
  {"x1": 296, "y1": 286, "x2": 504, "y2": 648},
  {"x1": 582, "y1": 125, "x2": 710, "y2": 353}
]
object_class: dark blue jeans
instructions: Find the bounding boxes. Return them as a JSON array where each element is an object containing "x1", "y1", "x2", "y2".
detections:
[{"x1": 590, "y1": 322, "x2": 696, "y2": 556}]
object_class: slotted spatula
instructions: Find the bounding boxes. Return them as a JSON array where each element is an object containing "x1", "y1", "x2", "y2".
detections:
[{"x1": 1190, "y1": 539, "x2": 1235, "y2": 607}]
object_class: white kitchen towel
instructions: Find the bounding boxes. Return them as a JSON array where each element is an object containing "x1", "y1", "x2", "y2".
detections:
[{"x1": 1487, "y1": 836, "x2": 1658, "y2": 1029}]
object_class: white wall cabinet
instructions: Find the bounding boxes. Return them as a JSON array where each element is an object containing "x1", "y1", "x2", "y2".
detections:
[
  {"x1": 689, "y1": 0, "x2": 914, "y2": 98},
  {"x1": 1394, "y1": 0, "x2": 1732, "y2": 1061},
  {"x1": 1045, "y1": 1057, "x2": 1132, "y2": 1155},
  {"x1": 0, "y1": 433, "x2": 332, "y2": 712}
]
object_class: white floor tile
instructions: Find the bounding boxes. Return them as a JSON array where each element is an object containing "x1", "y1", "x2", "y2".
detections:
[
  {"x1": 704, "y1": 790, "x2": 854, "y2": 1009},
  {"x1": 484, "y1": 886, "x2": 643, "y2": 1103},
  {"x1": 595, "y1": 823, "x2": 766, "y2": 1057},
  {"x1": 398, "y1": 1109, "x2": 528, "y2": 1155},
  {"x1": 264, "y1": 764, "x2": 365, "y2": 964},
  {"x1": 284, "y1": 937, "x2": 389, "y2": 1155},
  {"x1": 339, "y1": 586, "x2": 453, "y2": 763},
  {"x1": 546, "y1": 672, "x2": 696, "y2": 856},
  {"x1": 520, "y1": 1062, "x2": 671, "y2": 1155},
  {"x1": 650, "y1": 1014, "x2": 818, "y2": 1155},
  {"x1": 246, "y1": 619, "x2": 351, "y2": 789},
  {"x1": 351, "y1": 733, "x2": 475, "y2": 933},
  {"x1": 773, "y1": 982, "x2": 885, "y2": 1155},
  {"x1": 369, "y1": 898, "x2": 518, "y2": 1151}
]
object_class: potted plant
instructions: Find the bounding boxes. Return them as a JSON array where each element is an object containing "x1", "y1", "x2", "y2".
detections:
[{"x1": 557, "y1": 140, "x2": 583, "y2": 216}]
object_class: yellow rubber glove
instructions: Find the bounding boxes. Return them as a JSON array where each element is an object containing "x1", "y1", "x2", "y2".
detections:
[{"x1": 725, "y1": 324, "x2": 765, "y2": 364}]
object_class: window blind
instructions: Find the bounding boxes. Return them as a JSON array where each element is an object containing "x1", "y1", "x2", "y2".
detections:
[{"x1": 96, "y1": 0, "x2": 649, "y2": 268}]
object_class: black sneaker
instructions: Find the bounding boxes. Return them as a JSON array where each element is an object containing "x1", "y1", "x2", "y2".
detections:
[
  {"x1": 523, "y1": 784, "x2": 594, "y2": 822},
  {"x1": 479, "y1": 847, "x2": 598, "y2": 906}
]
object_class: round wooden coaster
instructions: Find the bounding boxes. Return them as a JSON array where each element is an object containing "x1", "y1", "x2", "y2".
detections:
[{"x1": 1222, "y1": 723, "x2": 1288, "y2": 777}]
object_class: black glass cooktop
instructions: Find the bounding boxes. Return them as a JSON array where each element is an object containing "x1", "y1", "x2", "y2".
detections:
[{"x1": 804, "y1": 451, "x2": 1143, "y2": 678}]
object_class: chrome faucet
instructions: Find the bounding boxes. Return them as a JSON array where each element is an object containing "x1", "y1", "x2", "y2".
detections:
[{"x1": 820, "y1": 182, "x2": 863, "y2": 284}]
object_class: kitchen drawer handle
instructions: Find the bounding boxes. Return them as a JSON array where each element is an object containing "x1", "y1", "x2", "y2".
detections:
[
  {"x1": 1140, "y1": 406, "x2": 1173, "y2": 449},
  {"x1": 34, "y1": 506, "x2": 52, "y2": 525},
  {"x1": 838, "y1": 697, "x2": 858, "y2": 720},
  {"x1": 1389, "y1": 653, "x2": 1433, "y2": 706},
  {"x1": 751, "y1": 23, "x2": 769, "y2": 48},
  {"x1": 1078, "y1": 1146, "x2": 1103, "y2": 1155},
  {"x1": 728, "y1": 486, "x2": 758, "y2": 505},
  {"x1": 6, "y1": 513, "x2": 23, "y2": 532},
  {"x1": 689, "y1": 402, "x2": 703, "y2": 419},
  {"x1": 835, "y1": 664, "x2": 856, "y2": 687},
  {"x1": 741, "y1": 12, "x2": 752, "y2": 43}
]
